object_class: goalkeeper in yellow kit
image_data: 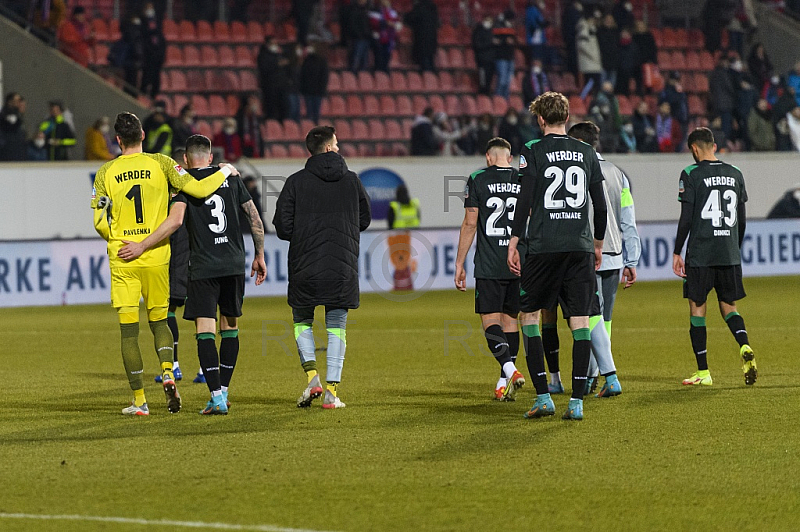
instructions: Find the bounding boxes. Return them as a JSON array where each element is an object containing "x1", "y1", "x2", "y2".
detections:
[{"x1": 92, "y1": 112, "x2": 240, "y2": 415}]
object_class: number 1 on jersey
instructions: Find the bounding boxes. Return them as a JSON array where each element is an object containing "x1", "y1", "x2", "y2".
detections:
[{"x1": 125, "y1": 184, "x2": 144, "y2": 224}]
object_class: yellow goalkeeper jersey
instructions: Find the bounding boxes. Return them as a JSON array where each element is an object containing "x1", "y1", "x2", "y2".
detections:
[{"x1": 92, "y1": 152, "x2": 194, "y2": 268}]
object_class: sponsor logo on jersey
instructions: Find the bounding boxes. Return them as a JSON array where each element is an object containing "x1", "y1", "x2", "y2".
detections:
[
  {"x1": 174, "y1": 165, "x2": 187, "y2": 175},
  {"x1": 91, "y1": 186, "x2": 96, "y2": 199},
  {"x1": 463, "y1": 183, "x2": 469, "y2": 198},
  {"x1": 678, "y1": 179, "x2": 684, "y2": 194},
  {"x1": 519, "y1": 154, "x2": 527, "y2": 169}
]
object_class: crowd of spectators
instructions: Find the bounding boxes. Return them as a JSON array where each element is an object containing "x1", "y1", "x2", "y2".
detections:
[{"x1": 0, "y1": 95, "x2": 79, "y2": 161}]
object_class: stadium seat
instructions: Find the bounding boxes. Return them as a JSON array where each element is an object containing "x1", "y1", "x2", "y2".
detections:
[
  {"x1": 329, "y1": 95, "x2": 347, "y2": 116},
  {"x1": 688, "y1": 29, "x2": 705, "y2": 50},
  {"x1": 341, "y1": 72, "x2": 358, "y2": 92},
  {"x1": 159, "y1": 71, "x2": 171, "y2": 92},
  {"x1": 461, "y1": 95, "x2": 478, "y2": 115},
  {"x1": 187, "y1": 70, "x2": 205, "y2": 91},
  {"x1": 196, "y1": 21, "x2": 213, "y2": 41},
  {"x1": 231, "y1": 21, "x2": 248, "y2": 43},
  {"x1": 663, "y1": 28, "x2": 679, "y2": 49},
  {"x1": 165, "y1": 45, "x2": 182, "y2": 67},
  {"x1": 288, "y1": 144, "x2": 307, "y2": 158},
  {"x1": 396, "y1": 95, "x2": 413, "y2": 116},
  {"x1": 447, "y1": 48, "x2": 465, "y2": 69},
  {"x1": 327, "y1": 71, "x2": 342, "y2": 92},
  {"x1": 283, "y1": 121, "x2": 303, "y2": 141},
  {"x1": 364, "y1": 95, "x2": 380, "y2": 115},
  {"x1": 334, "y1": 120, "x2": 352, "y2": 139},
  {"x1": 694, "y1": 73, "x2": 709, "y2": 93},
  {"x1": 392, "y1": 142, "x2": 409, "y2": 156},
  {"x1": 351, "y1": 119, "x2": 369, "y2": 140},
  {"x1": 173, "y1": 94, "x2": 189, "y2": 115},
  {"x1": 445, "y1": 95, "x2": 460, "y2": 116},
  {"x1": 183, "y1": 45, "x2": 201, "y2": 66},
  {"x1": 439, "y1": 71, "x2": 455, "y2": 92},
  {"x1": 208, "y1": 95, "x2": 227, "y2": 116},
  {"x1": 357, "y1": 143, "x2": 374, "y2": 157},
  {"x1": 401, "y1": 119, "x2": 413, "y2": 139},
  {"x1": 568, "y1": 96, "x2": 587, "y2": 116},
  {"x1": 657, "y1": 51, "x2": 673, "y2": 71},
  {"x1": 358, "y1": 72, "x2": 375, "y2": 92},
  {"x1": 698, "y1": 51, "x2": 714, "y2": 69},
  {"x1": 240, "y1": 70, "x2": 258, "y2": 91},
  {"x1": 380, "y1": 95, "x2": 398, "y2": 116},
  {"x1": 200, "y1": 45, "x2": 219, "y2": 66},
  {"x1": 375, "y1": 142, "x2": 392, "y2": 157},
  {"x1": 407, "y1": 72, "x2": 423, "y2": 92},
  {"x1": 429, "y1": 95, "x2": 444, "y2": 113},
  {"x1": 179, "y1": 20, "x2": 196, "y2": 42},
  {"x1": 92, "y1": 19, "x2": 109, "y2": 41},
  {"x1": 300, "y1": 119, "x2": 315, "y2": 133},
  {"x1": 476, "y1": 95, "x2": 493, "y2": 115},
  {"x1": 340, "y1": 144, "x2": 358, "y2": 158},
  {"x1": 191, "y1": 95, "x2": 210, "y2": 116},
  {"x1": 161, "y1": 19, "x2": 178, "y2": 41},
  {"x1": 109, "y1": 18, "x2": 121, "y2": 41},
  {"x1": 509, "y1": 95, "x2": 523, "y2": 111},
  {"x1": 651, "y1": 27, "x2": 664, "y2": 48},
  {"x1": 385, "y1": 119, "x2": 403, "y2": 140},
  {"x1": 247, "y1": 21, "x2": 263, "y2": 43},
  {"x1": 226, "y1": 94, "x2": 239, "y2": 115},
  {"x1": 617, "y1": 95, "x2": 633, "y2": 116},
  {"x1": 222, "y1": 70, "x2": 241, "y2": 91},
  {"x1": 412, "y1": 95, "x2": 429, "y2": 115},
  {"x1": 265, "y1": 120, "x2": 283, "y2": 139},
  {"x1": 423, "y1": 72, "x2": 439, "y2": 92},
  {"x1": 685, "y1": 51, "x2": 701, "y2": 71},
  {"x1": 375, "y1": 71, "x2": 391, "y2": 92},
  {"x1": 218, "y1": 45, "x2": 236, "y2": 66},
  {"x1": 92, "y1": 44, "x2": 109, "y2": 66},
  {"x1": 439, "y1": 24, "x2": 458, "y2": 45},
  {"x1": 390, "y1": 72, "x2": 407, "y2": 92},
  {"x1": 271, "y1": 144, "x2": 289, "y2": 157},
  {"x1": 212, "y1": 21, "x2": 230, "y2": 42},
  {"x1": 282, "y1": 22, "x2": 297, "y2": 42},
  {"x1": 235, "y1": 46, "x2": 254, "y2": 67},
  {"x1": 492, "y1": 96, "x2": 508, "y2": 116},
  {"x1": 170, "y1": 70, "x2": 188, "y2": 92},
  {"x1": 688, "y1": 95, "x2": 706, "y2": 116},
  {"x1": 347, "y1": 95, "x2": 364, "y2": 114},
  {"x1": 673, "y1": 51, "x2": 689, "y2": 71},
  {"x1": 195, "y1": 120, "x2": 213, "y2": 138}
]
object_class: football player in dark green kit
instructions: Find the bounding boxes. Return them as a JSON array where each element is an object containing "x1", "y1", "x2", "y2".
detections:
[
  {"x1": 507, "y1": 92, "x2": 608, "y2": 421},
  {"x1": 673, "y1": 127, "x2": 757, "y2": 387},
  {"x1": 455, "y1": 137, "x2": 526, "y2": 401}
]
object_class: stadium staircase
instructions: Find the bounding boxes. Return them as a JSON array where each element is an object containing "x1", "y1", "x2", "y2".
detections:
[{"x1": 79, "y1": 0, "x2": 715, "y2": 158}]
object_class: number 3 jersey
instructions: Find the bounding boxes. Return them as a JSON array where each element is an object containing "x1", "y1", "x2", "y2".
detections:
[
  {"x1": 512, "y1": 135, "x2": 604, "y2": 254},
  {"x1": 92, "y1": 152, "x2": 200, "y2": 269},
  {"x1": 173, "y1": 167, "x2": 251, "y2": 280},
  {"x1": 465, "y1": 165, "x2": 524, "y2": 279},
  {"x1": 678, "y1": 160, "x2": 747, "y2": 267}
]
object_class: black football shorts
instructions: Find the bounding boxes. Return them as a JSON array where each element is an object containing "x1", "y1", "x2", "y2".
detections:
[
  {"x1": 520, "y1": 251, "x2": 596, "y2": 317},
  {"x1": 683, "y1": 265, "x2": 745, "y2": 305},
  {"x1": 184, "y1": 274, "x2": 245, "y2": 320},
  {"x1": 475, "y1": 278, "x2": 521, "y2": 315}
]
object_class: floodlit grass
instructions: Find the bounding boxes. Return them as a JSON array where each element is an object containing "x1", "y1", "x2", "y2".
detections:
[{"x1": 1, "y1": 276, "x2": 799, "y2": 531}]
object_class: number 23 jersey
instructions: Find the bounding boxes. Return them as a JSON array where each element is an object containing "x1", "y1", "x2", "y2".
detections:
[
  {"x1": 678, "y1": 160, "x2": 747, "y2": 267},
  {"x1": 465, "y1": 165, "x2": 523, "y2": 280},
  {"x1": 515, "y1": 135, "x2": 604, "y2": 255},
  {"x1": 174, "y1": 167, "x2": 251, "y2": 280}
]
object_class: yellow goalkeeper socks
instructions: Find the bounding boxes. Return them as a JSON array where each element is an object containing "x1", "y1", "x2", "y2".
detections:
[
  {"x1": 161, "y1": 361, "x2": 175, "y2": 382},
  {"x1": 133, "y1": 388, "x2": 147, "y2": 407},
  {"x1": 306, "y1": 369, "x2": 318, "y2": 384},
  {"x1": 326, "y1": 383, "x2": 338, "y2": 397}
]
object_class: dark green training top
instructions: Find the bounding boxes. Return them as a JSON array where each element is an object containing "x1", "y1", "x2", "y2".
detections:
[
  {"x1": 174, "y1": 167, "x2": 251, "y2": 280},
  {"x1": 511, "y1": 134, "x2": 606, "y2": 254},
  {"x1": 677, "y1": 159, "x2": 748, "y2": 267},
  {"x1": 465, "y1": 165, "x2": 524, "y2": 279}
]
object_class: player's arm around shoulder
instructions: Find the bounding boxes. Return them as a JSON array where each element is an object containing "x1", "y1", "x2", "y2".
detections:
[{"x1": 118, "y1": 201, "x2": 186, "y2": 261}]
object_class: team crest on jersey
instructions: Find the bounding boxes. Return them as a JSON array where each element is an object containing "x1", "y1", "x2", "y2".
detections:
[
  {"x1": 91, "y1": 186, "x2": 96, "y2": 199},
  {"x1": 678, "y1": 179, "x2": 684, "y2": 193},
  {"x1": 463, "y1": 182, "x2": 469, "y2": 198},
  {"x1": 174, "y1": 164, "x2": 187, "y2": 175},
  {"x1": 519, "y1": 154, "x2": 527, "y2": 169}
]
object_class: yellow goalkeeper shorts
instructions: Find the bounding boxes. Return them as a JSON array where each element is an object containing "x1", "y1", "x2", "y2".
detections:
[{"x1": 110, "y1": 264, "x2": 170, "y2": 312}]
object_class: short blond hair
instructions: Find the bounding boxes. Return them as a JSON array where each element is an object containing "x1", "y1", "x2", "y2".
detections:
[{"x1": 529, "y1": 91, "x2": 570, "y2": 126}]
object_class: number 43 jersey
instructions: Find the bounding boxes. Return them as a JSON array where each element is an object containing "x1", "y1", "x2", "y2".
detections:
[
  {"x1": 678, "y1": 160, "x2": 747, "y2": 267},
  {"x1": 513, "y1": 135, "x2": 604, "y2": 255},
  {"x1": 174, "y1": 167, "x2": 251, "y2": 281},
  {"x1": 465, "y1": 165, "x2": 524, "y2": 280}
]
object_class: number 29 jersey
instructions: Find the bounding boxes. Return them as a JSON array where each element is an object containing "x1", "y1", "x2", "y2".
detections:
[
  {"x1": 513, "y1": 135, "x2": 604, "y2": 255},
  {"x1": 678, "y1": 160, "x2": 747, "y2": 267},
  {"x1": 173, "y1": 167, "x2": 251, "y2": 281},
  {"x1": 465, "y1": 165, "x2": 523, "y2": 279}
]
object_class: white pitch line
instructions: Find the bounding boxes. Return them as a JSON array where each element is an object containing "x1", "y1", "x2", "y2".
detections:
[{"x1": 0, "y1": 513, "x2": 334, "y2": 532}]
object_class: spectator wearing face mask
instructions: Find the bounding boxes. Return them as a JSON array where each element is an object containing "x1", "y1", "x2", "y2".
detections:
[
  {"x1": 258, "y1": 37, "x2": 291, "y2": 122},
  {"x1": 0, "y1": 92, "x2": 28, "y2": 161},
  {"x1": 523, "y1": 59, "x2": 551, "y2": 108},
  {"x1": 299, "y1": 44, "x2": 329, "y2": 123},
  {"x1": 493, "y1": 10, "x2": 518, "y2": 99},
  {"x1": 655, "y1": 101, "x2": 681, "y2": 152},
  {"x1": 475, "y1": 113, "x2": 496, "y2": 150},
  {"x1": 85, "y1": 117, "x2": 116, "y2": 160},
  {"x1": 213, "y1": 117, "x2": 244, "y2": 161},
  {"x1": 140, "y1": 2, "x2": 166, "y2": 98},
  {"x1": 472, "y1": 15, "x2": 496, "y2": 95},
  {"x1": 747, "y1": 98, "x2": 775, "y2": 151},
  {"x1": 730, "y1": 54, "x2": 758, "y2": 150},
  {"x1": 172, "y1": 104, "x2": 196, "y2": 154},
  {"x1": 28, "y1": 131, "x2": 48, "y2": 161},
  {"x1": 616, "y1": 29, "x2": 640, "y2": 95},
  {"x1": 497, "y1": 109, "x2": 523, "y2": 155},
  {"x1": 236, "y1": 94, "x2": 264, "y2": 158}
]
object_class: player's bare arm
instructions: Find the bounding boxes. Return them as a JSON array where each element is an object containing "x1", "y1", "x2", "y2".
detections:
[
  {"x1": 622, "y1": 266, "x2": 637, "y2": 288},
  {"x1": 454, "y1": 207, "x2": 478, "y2": 291},
  {"x1": 507, "y1": 236, "x2": 521, "y2": 276},
  {"x1": 241, "y1": 199, "x2": 267, "y2": 285},
  {"x1": 119, "y1": 203, "x2": 186, "y2": 261}
]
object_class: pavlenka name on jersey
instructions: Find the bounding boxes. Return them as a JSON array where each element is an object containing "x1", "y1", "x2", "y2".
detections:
[
  {"x1": 113, "y1": 169, "x2": 152, "y2": 183},
  {"x1": 123, "y1": 228, "x2": 151, "y2": 236},
  {"x1": 545, "y1": 150, "x2": 585, "y2": 163},
  {"x1": 487, "y1": 182, "x2": 520, "y2": 194},
  {"x1": 703, "y1": 176, "x2": 736, "y2": 187},
  {"x1": 549, "y1": 211, "x2": 582, "y2": 220}
]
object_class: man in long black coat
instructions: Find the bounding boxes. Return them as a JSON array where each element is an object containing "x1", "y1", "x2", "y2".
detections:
[
  {"x1": 273, "y1": 125, "x2": 371, "y2": 410},
  {"x1": 404, "y1": 0, "x2": 439, "y2": 72}
]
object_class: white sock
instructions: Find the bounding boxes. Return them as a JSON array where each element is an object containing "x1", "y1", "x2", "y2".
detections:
[
  {"x1": 502, "y1": 361, "x2": 517, "y2": 380},
  {"x1": 221, "y1": 386, "x2": 228, "y2": 393},
  {"x1": 496, "y1": 376, "x2": 506, "y2": 389},
  {"x1": 211, "y1": 389, "x2": 223, "y2": 398},
  {"x1": 550, "y1": 371, "x2": 561, "y2": 385},
  {"x1": 173, "y1": 361, "x2": 180, "y2": 370}
]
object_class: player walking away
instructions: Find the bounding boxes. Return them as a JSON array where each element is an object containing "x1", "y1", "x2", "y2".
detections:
[
  {"x1": 121, "y1": 135, "x2": 267, "y2": 414},
  {"x1": 507, "y1": 92, "x2": 608, "y2": 421},
  {"x1": 273, "y1": 126, "x2": 371, "y2": 409},
  {"x1": 542, "y1": 121, "x2": 640, "y2": 397},
  {"x1": 673, "y1": 127, "x2": 756, "y2": 387},
  {"x1": 455, "y1": 137, "x2": 526, "y2": 401},
  {"x1": 92, "y1": 112, "x2": 237, "y2": 416}
]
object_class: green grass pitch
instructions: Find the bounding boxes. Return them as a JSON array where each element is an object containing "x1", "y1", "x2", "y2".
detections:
[{"x1": 1, "y1": 276, "x2": 799, "y2": 531}]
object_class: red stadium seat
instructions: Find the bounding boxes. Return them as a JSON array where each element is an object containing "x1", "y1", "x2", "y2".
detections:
[
  {"x1": 492, "y1": 96, "x2": 508, "y2": 116},
  {"x1": 688, "y1": 29, "x2": 705, "y2": 50},
  {"x1": 698, "y1": 51, "x2": 714, "y2": 70},
  {"x1": 673, "y1": 51, "x2": 689, "y2": 71},
  {"x1": 390, "y1": 72, "x2": 407, "y2": 92},
  {"x1": 341, "y1": 71, "x2": 358, "y2": 92},
  {"x1": 218, "y1": 45, "x2": 236, "y2": 66},
  {"x1": 688, "y1": 95, "x2": 706, "y2": 116},
  {"x1": 162, "y1": 19, "x2": 178, "y2": 41},
  {"x1": 170, "y1": 70, "x2": 187, "y2": 92},
  {"x1": 165, "y1": 45, "x2": 182, "y2": 67},
  {"x1": 263, "y1": 22, "x2": 275, "y2": 38},
  {"x1": 173, "y1": 95, "x2": 189, "y2": 115},
  {"x1": 347, "y1": 95, "x2": 364, "y2": 114},
  {"x1": 380, "y1": 95, "x2": 398, "y2": 116},
  {"x1": 283, "y1": 121, "x2": 303, "y2": 141},
  {"x1": 439, "y1": 24, "x2": 458, "y2": 45},
  {"x1": 439, "y1": 71, "x2": 455, "y2": 92},
  {"x1": 282, "y1": 22, "x2": 297, "y2": 42},
  {"x1": 357, "y1": 143, "x2": 374, "y2": 157},
  {"x1": 187, "y1": 70, "x2": 205, "y2": 91},
  {"x1": 200, "y1": 45, "x2": 219, "y2": 66},
  {"x1": 183, "y1": 45, "x2": 201, "y2": 66},
  {"x1": 694, "y1": 73, "x2": 709, "y2": 93},
  {"x1": 568, "y1": 96, "x2": 587, "y2": 116},
  {"x1": 235, "y1": 46, "x2": 254, "y2": 67},
  {"x1": 423, "y1": 72, "x2": 439, "y2": 92},
  {"x1": 401, "y1": 119, "x2": 413, "y2": 139},
  {"x1": 179, "y1": 20, "x2": 196, "y2": 42},
  {"x1": 364, "y1": 95, "x2": 380, "y2": 115},
  {"x1": 340, "y1": 144, "x2": 358, "y2": 158},
  {"x1": 358, "y1": 72, "x2": 375, "y2": 92},
  {"x1": 333, "y1": 120, "x2": 352, "y2": 139},
  {"x1": 392, "y1": 142, "x2": 409, "y2": 156},
  {"x1": 445, "y1": 95, "x2": 460, "y2": 116},
  {"x1": 212, "y1": 21, "x2": 230, "y2": 42},
  {"x1": 396, "y1": 95, "x2": 413, "y2": 116},
  {"x1": 92, "y1": 19, "x2": 109, "y2": 41},
  {"x1": 300, "y1": 120, "x2": 315, "y2": 133},
  {"x1": 429, "y1": 95, "x2": 444, "y2": 113},
  {"x1": 327, "y1": 71, "x2": 342, "y2": 93},
  {"x1": 351, "y1": 119, "x2": 369, "y2": 140},
  {"x1": 159, "y1": 71, "x2": 170, "y2": 92},
  {"x1": 240, "y1": 70, "x2": 258, "y2": 91},
  {"x1": 271, "y1": 144, "x2": 289, "y2": 157},
  {"x1": 191, "y1": 95, "x2": 210, "y2": 116},
  {"x1": 461, "y1": 95, "x2": 478, "y2": 115},
  {"x1": 208, "y1": 95, "x2": 227, "y2": 116},
  {"x1": 92, "y1": 44, "x2": 109, "y2": 66},
  {"x1": 385, "y1": 120, "x2": 403, "y2": 140},
  {"x1": 374, "y1": 71, "x2": 391, "y2": 92},
  {"x1": 226, "y1": 95, "x2": 239, "y2": 115},
  {"x1": 265, "y1": 120, "x2": 283, "y2": 139},
  {"x1": 407, "y1": 72, "x2": 423, "y2": 92},
  {"x1": 195, "y1": 120, "x2": 213, "y2": 138},
  {"x1": 412, "y1": 95, "x2": 428, "y2": 115},
  {"x1": 448, "y1": 48, "x2": 465, "y2": 69},
  {"x1": 509, "y1": 95, "x2": 523, "y2": 111},
  {"x1": 685, "y1": 51, "x2": 701, "y2": 71},
  {"x1": 231, "y1": 21, "x2": 248, "y2": 43},
  {"x1": 196, "y1": 21, "x2": 213, "y2": 41},
  {"x1": 476, "y1": 95, "x2": 492, "y2": 115},
  {"x1": 289, "y1": 144, "x2": 307, "y2": 158},
  {"x1": 657, "y1": 51, "x2": 673, "y2": 71},
  {"x1": 329, "y1": 96, "x2": 347, "y2": 116},
  {"x1": 247, "y1": 21, "x2": 263, "y2": 43},
  {"x1": 617, "y1": 95, "x2": 633, "y2": 116}
]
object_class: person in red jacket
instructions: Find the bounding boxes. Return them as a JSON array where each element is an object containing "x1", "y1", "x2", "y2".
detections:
[
  {"x1": 59, "y1": 6, "x2": 95, "y2": 67},
  {"x1": 213, "y1": 118, "x2": 243, "y2": 162}
]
